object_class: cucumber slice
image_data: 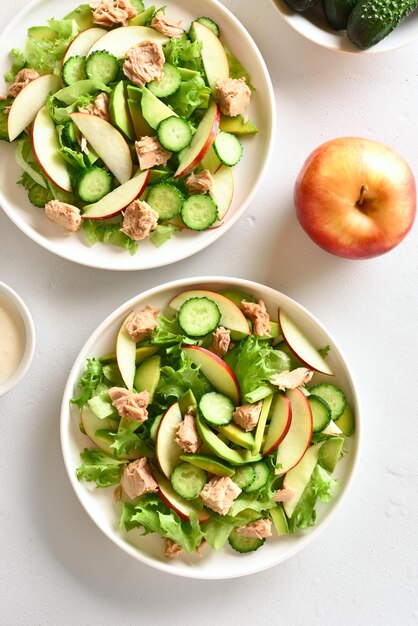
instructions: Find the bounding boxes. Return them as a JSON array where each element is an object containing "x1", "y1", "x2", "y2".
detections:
[
  {"x1": 178, "y1": 296, "x2": 221, "y2": 337},
  {"x1": 85, "y1": 51, "x2": 119, "y2": 84},
  {"x1": 62, "y1": 55, "x2": 86, "y2": 86},
  {"x1": 180, "y1": 454, "x2": 235, "y2": 477},
  {"x1": 157, "y1": 116, "x2": 192, "y2": 152},
  {"x1": 232, "y1": 465, "x2": 256, "y2": 490},
  {"x1": 28, "y1": 184, "x2": 53, "y2": 208},
  {"x1": 318, "y1": 436, "x2": 344, "y2": 473},
  {"x1": 61, "y1": 121, "x2": 79, "y2": 149},
  {"x1": 146, "y1": 183, "x2": 184, "y2": 220},
  {"x1": 213, "y1": 131, "x2": 243, "y2": 166},
  {"x1": 309, "y1": 383, "x2": 346, "y2": 421},
  {"x1": 148, "y1": 63, "x2": 181, "y2": 97},
  {"x1": 170, "y1": 461, "x2": 207, "y2": 500},
  {"x1": 150, "y1": 413, "x2": 164, "y2": 441},
  {"x1": 195, "y1": 16, "x2": 220, "y2": 36},
  {"x1": 308, "y1": 394, "x2": 332, "y2": 433},
  {"x1": 199, "y1": 391, "x2": 234, "y2": 427},
  {"x1": 244, "y1": 461, "x2": 270, "y2": 493},
  {"x1": 228, "y1": 527, "x2": 265, "y2": 553},
  {"x1": 76, "y1": 167, "x2": 112, "y2": 203},
  {"x1": 181, "y1": 194, "x2": 218, "y2": 230}
]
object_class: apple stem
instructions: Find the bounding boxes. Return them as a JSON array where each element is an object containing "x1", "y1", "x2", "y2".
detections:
[{"x1": 357, "y1": 184, "x2": 369, "y2": 207}]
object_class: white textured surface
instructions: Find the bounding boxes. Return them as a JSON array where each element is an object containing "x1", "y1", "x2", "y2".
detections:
[{"x1": 0, "y1": 0, "x2": 417, "y2": 624}]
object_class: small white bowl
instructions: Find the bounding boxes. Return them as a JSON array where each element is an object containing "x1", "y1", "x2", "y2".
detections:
[
  {"x1": 0, "y1": 282, "x2": 35, "y2": 397},
  {"x1": 272, "y1": 0, "x2": 418, "y2": 53},
  {"x1": 61, "y1": 276, "x2": 361, "y2": 579}
]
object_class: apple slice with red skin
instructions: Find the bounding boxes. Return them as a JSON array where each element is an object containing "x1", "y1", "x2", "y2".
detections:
[
  {"x1": 155, "y1": 470, "x2": 210, "y2": 522},
  {"x1": 191, "y1": 21, "x2": 229, "y2": 91},
  {"x1": 62, "y1": 27, "x2": 106, "y2": 63},
  {"x1": 182, "y1": 346, "x2": 240, "y2": 405},
  {"x1": 116, "y1": 312, "x2": 137, "y2": 390},
  {"x1": 82, "y1": 170, "x2": 150, "y2": 219},
  {"x1": 8, "y1": 73, "x2": 60, "y2": 142},
  {"x1": 169, "y1": 289, "x2": 250, "y2": 337},
  {"x1": 210, "y1": 165, "x2": 234, "y2": 223},
  {"x1": 282, "y1": 443, "x2": 321, "y2": 518},
  {"x1": 87, "y1": 25, "x2": 168, "y2": 58},
  {"x1": 275, "y1": 387, "x2": 313, "y2": 476},
  {"x1": 262, "y1": 393, "x2": 292, "y2": 456},
  {"x1": 32, "y1": 106, "x2": 72, "y2": 192},
  {"x1": 155, "y1": 402, "x2": 183, "y2": 478},
  {"x1": 174, "y1": 101, "x2": 220, "y2": 178},
  {"x1": 278, "y1": 308, "x2": 334, "y2": 376},
  {"x1": 71, "y1": 112, "x2": 133, "y2": 184}
]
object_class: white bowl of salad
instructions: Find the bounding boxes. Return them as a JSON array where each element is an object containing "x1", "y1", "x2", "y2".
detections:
[
  {"x1": 0, "y1": 0, "x2": 275, "y2": 270},
  {"x1": 61, "y1": 277, "x2": 360, "y2": 579}
]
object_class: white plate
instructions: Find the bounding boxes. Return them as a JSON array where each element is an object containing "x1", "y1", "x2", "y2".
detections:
[
  {"x1": 60, "y1": 277, "x2": 361, "y2": 579},
  {"x1": 0, "y1": 0, "x2": 275, "y2": 270},
  {"x1": 272, "y1": 0, "x2": 418, "y2": 53}
]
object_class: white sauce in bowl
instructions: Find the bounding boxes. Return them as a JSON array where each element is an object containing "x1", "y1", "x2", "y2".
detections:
[{"x1": 0, "y1": 295, "x2": 26, "y2": 385}]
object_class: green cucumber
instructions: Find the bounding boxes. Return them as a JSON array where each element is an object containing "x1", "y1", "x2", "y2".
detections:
[
  {"x1": 146, "y1": 183, "x2": 184, "y2": 220},
  {"x1": 62, "y1": 55, "x2": 87, "y2": 86},
  {"x1": 157, "y1": 116, "x2": 192, "y2": 152},
  {"x1": 243, "y1": 461, "x2": 270, "y2": 493},
  {"x1": 199, "y1": 392, "x2": 234, "y2": 427},
  {"x1": 347, "y1": 0, "x2": 418, "y2": 49},
  {"x1": 170, "y1": 462, "x2": 207, "y2": 500},
  {"x1": 76, "y1": 167, "x2": 112, "y2": 203},
  {"x1": 28, "y1": 184, "x2": 53, "y2": 208},
  {"x1": 148, "y1": 63, "x2": 181, "y2": 98},
  {"x1": 228, "y1": 528, "x2": 265, "y2": 553},
  {"x1": 308, "y1": 394, "x2": 332, "y2": 433},
  {"x1": 283, "y1": 0, "x2": 319, "y2": 10},
  {"x1": 85, "y1": 51, "x2": 119, "y2": 84},
  {"x1": 323, "y1": 0, "x2": 357, "y2": 30},
  {"x1": 195, "y1": 16, "x2": 220, "y2": 36},
  {"x1": 178, "y1": 296, "x2": 221, "y2": 337},
  {"x1": 181, "y1": 194, "x2": 218, "y2": 231},
  {"x1": 309, "y1": 383, "x2": 346, "y2": 422},
  {"x1": 232, "y1": 465, "x2": 256, "y2": 490}
]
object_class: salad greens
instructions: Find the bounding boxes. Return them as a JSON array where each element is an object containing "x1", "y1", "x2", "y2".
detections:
[
  {"x1": 2, "y1": 1, "x2": 258, "y2": 254},
  {"x1": 73, "y1": 287, "x2": 354, "y2": 559}
]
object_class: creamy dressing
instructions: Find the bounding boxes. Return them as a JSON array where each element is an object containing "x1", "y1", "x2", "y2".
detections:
[{"x1": 0, "y1": 295, "x2": 26, "y2": 385}]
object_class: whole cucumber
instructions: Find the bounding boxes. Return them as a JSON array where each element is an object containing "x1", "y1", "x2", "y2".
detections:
[
  {"x1": 283, "y1": 0, "x2": 319, "y2": 12},
  {"x1": 347, "y1": 0, "x2": 418, "y2": 49},
  {"x1": 323, "y1": 0, "x2": 357, "y2": 29}
]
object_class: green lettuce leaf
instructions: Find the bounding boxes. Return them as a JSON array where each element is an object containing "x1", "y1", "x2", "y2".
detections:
[
  {"x1": 203, "y1": 518, "x2": 233, "y2": 551},
  {"x1": 223, "y1": 44, "x2": 255, "y2": 92},
  {"x1": 83, "y1": 220, "x2": 139, "y2": 255},
  {"x1": 76, "y1": 448, "x2": 125, "y2": 487},
  {"x1": 71, "y1": 358, "x2": 104, "y2": 408},
  {"x1": 102, "y1": 363, "x2": 125, "y2": 386},
  {"x1": 163, "y1": 36, "x2": 203, "y2": 73},
  {"x1": 289, "y1": 464, "x2": 339, "y2": 531},
  {"x1": 120, "y1": 494, "x2": 205, "y2": 552},
  {"x1": 225, "y1": 336, "x2": 291, "y2": 403},
  {"x1": 4, "y1": 49, "x2": 25, "y2": 82},
  {"x1": 150, "y1": 223, "x2": 179, "y2": 248},
  {"x1": 318, "y1": 345, "x2": 330, "y2": 358},
  {"x1": 15, "y1": 139, "x2": 49, "y2": 188},
  {"x1": 156, "y1": 351, "x2": 212, "y2": 403},
  {"x1": 109, "y1": 427, "x2": 154, "y2": 459},
  {"x1": 167, "y1": 75, "x2": 211, "y2": 118},
  {"x1": 24, "y1": 19, "x2": 79, "y2": 75}
]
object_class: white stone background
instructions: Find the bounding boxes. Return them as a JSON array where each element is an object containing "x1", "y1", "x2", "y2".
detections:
[{"x1": 0, "y1": 1, "x2": 417, "y2": 624}]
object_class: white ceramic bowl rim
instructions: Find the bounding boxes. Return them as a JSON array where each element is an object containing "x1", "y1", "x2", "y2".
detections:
[
  {"x1": 60, "y1": 276, "x2": 361, "y2": 579},
  {"x1": 0, "y1": 281, "x2": 36, "y2": 397},
  {"x1": 0, "y1": 0, "x2": 276, "y2": 271}
]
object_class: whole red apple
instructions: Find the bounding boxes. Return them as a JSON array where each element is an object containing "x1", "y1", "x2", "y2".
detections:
[{"x1": 294, "y1": 137, "x2": 416, "y2": 259}]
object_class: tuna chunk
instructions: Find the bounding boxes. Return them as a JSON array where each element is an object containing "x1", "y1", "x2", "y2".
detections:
[
  {"x1": 79, "y1": 92, "x2": 110, "y2": 121},
  {"x1": 123, "y1": 41, "x2": 165, "y2": 87},
  {"x1": 236, "y1": 518, "x2": 272, "y2": 539},
  {"x1": 210, "y1": 326, "x2": 231, "y2": 357},
  {"x1": 125, "y1": 305, "x2": 159, "y2": 342},
  {"x1": 215, "y1": 77, "x2": 251, "y2": 117},
  {"x1": 185, "y1": 169, "x2": 214, "y2": 195},
  {"x1": 7, "y1": 68, "x2": 40, "y2": 98},
  {"x1": 241, "y1": 299, "x2": 271, "y2": 336},
  {"x1": 175, "y1": 408, "x2": 202, "y2": 453},
  {"x1": 273, "y1": 486, "x2": 296, "y2": 503},
  {"x1": 165, "y1": 538, "x2": 183, "y2": 559},
  {"x1": 151, "y1": 12, "x2": 183, "y2": 38},
  {"x1": 135, "y1": 136, "x2": 172, "y2": 170},
  {"x1": 44, "y1": 200, "x2": 81, "y2": 234},
  {"x1": 232, "y1": 402, "x2": 262, "y2": 432},
  {"x1": 200, "y1": 476, "x2": 241, "y2": 515},
  {"x1": 108, "y1": 387, "x2": 150, "y2": 422},
  {"x1": 90, "y1": 0, "x2": 137, "y2": 27},
  {"x1": 270, "y1": 368, "x2": 314, "y2": 391},
  {"x1": 121, "y1": 200, "x2": 158, "y2": 241},
  {"x1": 121, "y1": 457, "x2": 158, "y2": 500}
]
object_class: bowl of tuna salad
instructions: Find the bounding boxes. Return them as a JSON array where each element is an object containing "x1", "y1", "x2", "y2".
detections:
[
  {"x1": 60, "y1": 276, "x2": 360, "y2": 578},
  {"x1": 0, "y1": 0, "x2": 275, "y2": 270}
]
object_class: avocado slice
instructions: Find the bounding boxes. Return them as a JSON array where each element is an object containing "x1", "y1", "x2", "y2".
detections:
[
  {"x1": 110, "y1": 81, "x2": 135, "y2": 141},
  {"x1": 270, "y1": 504, "x2": 289, "y2": 535},
  {"x1": 141, "y1": 87, "x2": 178, "y2": 130},
  {"x1": 197, "y1": 414, "x2": 262, "y2": 465},
  {"x1": 128, "y1": 6, "x2": 156, "y2": 26},
  {"x1": 180, "y1": 454, "x2": 235, "y2": 477},
  {"x1": 334, "y1": 403, "x2": 355, "y2": 436},
  {"x1": 178, "y1": 389, "x2": 198, "y2": 415},
  {"x1": 218, "y1": 423, "x2": 255, "y2": 450},
  {"x1": 127, "y1": 98, "x2": 153, "y2": 138},
  {"x1": 134, "y1": 354, "x2": 161, "y2": 400},
  {"x1": 219, "y1": 115, "x2": 258, "y2": 136},
  {"x1": 318, "y1": 436, "x2": 345, "y2": 473},
  {"x1": 64, "y1": 4, "x2": 94, "y2": 30},
  {"x1": 100, "y1": 345, "x2": 158, "y2": 365}
]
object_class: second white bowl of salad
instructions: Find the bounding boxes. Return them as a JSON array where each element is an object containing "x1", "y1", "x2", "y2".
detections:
[
  {"x1": 0, "y1": 0, "x2": 275, "y2": 270},
  {"x1": 61, "y1": 277, "x2": 360, "y2": 579}
]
